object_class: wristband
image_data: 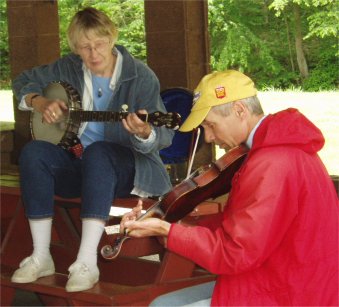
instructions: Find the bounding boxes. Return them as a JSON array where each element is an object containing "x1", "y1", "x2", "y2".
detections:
[{"x1": 30, "y1": 94, "x2": 40, "y2": 107}]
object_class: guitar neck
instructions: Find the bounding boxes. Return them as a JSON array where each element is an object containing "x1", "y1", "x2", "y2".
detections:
[{"x1": 70, "y1": 110, "x2": 148, "y2": 123}]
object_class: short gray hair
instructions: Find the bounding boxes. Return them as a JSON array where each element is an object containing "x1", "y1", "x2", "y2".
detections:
[
  {"x1": 211, "y1": 95, "x2": 264, "y2": 116},
  {"x1": 67, "y1": 7, "x2": 118, "y2": 53}
]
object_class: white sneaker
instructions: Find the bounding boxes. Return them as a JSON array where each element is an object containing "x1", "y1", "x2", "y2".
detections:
[
  {"x1": 11, "y1": 255, "x2": 55, "y2": 283},
  {"x1": 65, "y1": 262, "x2": 99, "y2": 292}
]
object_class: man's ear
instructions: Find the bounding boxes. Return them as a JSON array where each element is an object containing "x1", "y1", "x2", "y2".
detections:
[{"x1": 233, "y1": 100, "x2": 247, "y2": 118}]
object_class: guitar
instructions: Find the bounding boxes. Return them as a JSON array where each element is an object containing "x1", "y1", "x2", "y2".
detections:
[{"x1": 30, "y1": 81, "x2": 181, "y2": 157}]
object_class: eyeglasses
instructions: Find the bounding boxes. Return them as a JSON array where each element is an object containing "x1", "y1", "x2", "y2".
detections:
[{"x1": 78, "y1": 40, "x2": 111, "y2": 55}]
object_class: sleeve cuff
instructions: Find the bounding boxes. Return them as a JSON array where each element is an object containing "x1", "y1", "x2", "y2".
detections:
[
  {"x1": 134, "y1": 127, "x2": 156, "y2": 143},
  {"x1": 18, "y1": 94, "x2": 33, "y2": 111}
]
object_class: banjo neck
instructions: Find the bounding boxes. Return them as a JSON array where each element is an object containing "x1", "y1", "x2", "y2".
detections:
[
  {"x1": 70, "y1": 110, "x2": 148, "y2": 123},
  {"x1": 69, "y1": 110, "x2": 180, "y2": 129}
]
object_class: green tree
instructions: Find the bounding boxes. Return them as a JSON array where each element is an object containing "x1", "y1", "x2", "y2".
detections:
[
  {"x1": 208, "y1": 0, "x2": 338, "y2": 90},
  {"x1": 270, "y1": 0, "x2": 338, "y2": 89},
  {"x1": 0, "y1": 0, "x2": 9, "y2": 89},
  {"x1": 208, "y1": 0, "x2": 290, "y2": 88},
  {"x1": 58, "y1": 0, "x2": 83, "y2": 56},
  {"x1": 1, "y1": 0, "x2": 337, "y2": 90}
]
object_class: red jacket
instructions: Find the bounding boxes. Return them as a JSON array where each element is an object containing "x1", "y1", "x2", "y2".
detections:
[{"x1": 167, "y1": 108, "x2": 338, "y2": 306}]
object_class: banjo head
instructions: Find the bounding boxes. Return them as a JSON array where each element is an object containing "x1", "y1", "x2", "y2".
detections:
[{"x1": 30, "y1": 81, "x2": 81, "y2": 145}]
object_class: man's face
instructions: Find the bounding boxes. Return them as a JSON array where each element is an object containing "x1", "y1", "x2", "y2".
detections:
[{"x1": 201, "y1": 102, "x2": 248, "y2": 150}]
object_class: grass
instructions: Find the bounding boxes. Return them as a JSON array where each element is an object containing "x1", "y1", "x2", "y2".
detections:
[{"x1": 1, "y1": 90, "x2": 338, "y2": 175}]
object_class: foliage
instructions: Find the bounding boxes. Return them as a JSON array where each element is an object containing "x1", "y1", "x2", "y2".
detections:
[
  {"x1": 208, "y1": 0, "x2": 293, "y2": 88},
  {"x1": 302, "y1": 45, "x2": 338, "y2": 91},
  {"x1": 305, "y1": 1, "x2": 339, "y2": 39},
  {"x1": 0, "y1": 0, "x2": 337, "y2": 91},
  {"x1": 0, "y1": 1, "x2": 10, "y2": 89},
  {"x1": 208, "y1": 0, "x2": 338, "y2": 90},
  {"x1": 269, "y1": 0, "x2": 339, "y2": 41},
  {"x1": 57, "y1": 0, "x2": 82, "y2": 56}
]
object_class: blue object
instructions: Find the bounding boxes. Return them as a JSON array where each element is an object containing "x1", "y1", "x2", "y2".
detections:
[{"x1": 160, "y1": 88, "x2": 194, "y2": 164}]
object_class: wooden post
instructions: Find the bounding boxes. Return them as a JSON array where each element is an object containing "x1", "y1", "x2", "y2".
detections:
[
  {"x1": 144, "y1": 0, "x2": 213, "y2": 165},
  {"x1": 6, "y1": 0, "x2": 60, "y2": 163}
]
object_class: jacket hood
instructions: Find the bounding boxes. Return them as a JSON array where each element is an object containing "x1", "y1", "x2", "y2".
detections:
[{"x1": 252, "y1": 108, "x2": 324, "y2": 154}]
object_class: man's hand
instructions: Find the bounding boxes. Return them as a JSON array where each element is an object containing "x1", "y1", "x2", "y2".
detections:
[
  {"x1": 123, "y1": 218, "x2": 171, "y2": 238},
  {"x1": 120, "y1": 199, "x2": 171, "y2": 241}
]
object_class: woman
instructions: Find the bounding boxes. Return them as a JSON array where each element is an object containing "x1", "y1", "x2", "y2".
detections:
[{"x1": 11, "y1": 7, "x2": 173, "y2": 292}]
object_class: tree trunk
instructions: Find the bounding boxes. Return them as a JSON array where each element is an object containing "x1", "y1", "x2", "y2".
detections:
[
  {"x1": 293, "y1": 3, "x2": 309, "y2": 78},
  {"x1": 284, "y1": 13, "x2": 295, "y2": 72}
]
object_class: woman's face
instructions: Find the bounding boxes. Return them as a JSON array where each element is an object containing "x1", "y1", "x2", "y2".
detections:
[{"x1": 76, "y1": 31, "x2": 115, "y2": 77}]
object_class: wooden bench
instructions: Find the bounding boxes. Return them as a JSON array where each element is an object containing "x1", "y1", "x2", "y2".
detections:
[
  {"x1": 1, "y1": 182, "x2": 219, "y2": 306},
  {"x1": 1, "y1": 263, "x2": 214, "y2": 306}
]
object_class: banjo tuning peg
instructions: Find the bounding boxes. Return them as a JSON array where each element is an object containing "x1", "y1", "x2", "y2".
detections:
[{"x1": 121, "y1": 104, "x2": 128, "y2": 113}]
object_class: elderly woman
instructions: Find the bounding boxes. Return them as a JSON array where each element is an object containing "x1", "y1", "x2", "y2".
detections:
[{"x1": 11, "y1": 7, "x2": 173, "y2": 292}]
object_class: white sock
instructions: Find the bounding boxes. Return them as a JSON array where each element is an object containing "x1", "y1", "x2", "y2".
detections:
[
  {"x1": 75, "y1": 219, "x2": 105, "y2": 269},
  {"x1": 29, "y1": 218, "x2": 53, "y2": 261}
]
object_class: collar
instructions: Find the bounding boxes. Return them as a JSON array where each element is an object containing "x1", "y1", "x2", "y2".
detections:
[
  {"x1": 246, "y1": 115, "x2": 267, "y2": 149},
  {"x1": 109, "y1": 47, "x2": 122, "y2": 91}
]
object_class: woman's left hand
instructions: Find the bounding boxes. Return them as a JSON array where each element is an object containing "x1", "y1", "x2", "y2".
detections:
[{"x1": 122, "y1": 109, "x2": 152, "y2": 139}]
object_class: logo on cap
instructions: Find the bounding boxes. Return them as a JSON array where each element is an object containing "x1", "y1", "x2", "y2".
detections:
[
  {"x1": 215, "y1": 86, "x2": 226, "y2": 99},
  {"x1": 193, "y1": 91, "x2": 201, "y2": 106}
]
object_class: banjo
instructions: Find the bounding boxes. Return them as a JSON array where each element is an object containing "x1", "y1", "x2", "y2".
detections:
[{"x1": 30, "y1": 81, "x2": 181, "y2": 157}]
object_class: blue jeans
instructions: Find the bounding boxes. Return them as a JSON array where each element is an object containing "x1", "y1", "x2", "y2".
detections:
[
  {"x1": 19, "y1": 140, "x2": 135, "y2": 220},
  {"x1": 149, "y1": 281, "x2": 215, "y2": 306}
]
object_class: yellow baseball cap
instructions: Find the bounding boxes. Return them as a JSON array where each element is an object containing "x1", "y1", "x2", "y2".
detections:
[{"x1": 179, "y1": 70, "x2": 257, "y2": 132}]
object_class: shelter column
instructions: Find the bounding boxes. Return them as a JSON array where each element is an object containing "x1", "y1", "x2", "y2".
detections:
[
  {"x1": 7, "y1": 0, "x2": 60, "y2": 162},
  {"x1": 144, "y1": 0, "x2": 213, "y2": 166}
]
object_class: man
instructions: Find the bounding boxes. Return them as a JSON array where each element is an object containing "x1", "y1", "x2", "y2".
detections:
[{"x1": 121, "y1": 70, "x2": 338, "y2": 306}]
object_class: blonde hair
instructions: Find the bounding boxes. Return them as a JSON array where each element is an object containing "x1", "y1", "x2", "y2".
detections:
[
  {"x1": 211, "y1": 96, "x2": 264, "y2": 116},
  {"x1": 67, "y1": 7, "x2": 118, "y2": 52}
]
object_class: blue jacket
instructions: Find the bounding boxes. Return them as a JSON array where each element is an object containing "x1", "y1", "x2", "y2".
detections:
[{"x1": 12, "y1": 45, "x2": 173, "y2": 196}]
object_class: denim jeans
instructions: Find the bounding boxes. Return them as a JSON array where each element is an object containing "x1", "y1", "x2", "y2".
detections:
[
  {"x1": 149, "y1": 281, "x2": 215, "y2": 306},
  {"x1": 19, "y1": 140, "x2": 135, "y2": 220}
]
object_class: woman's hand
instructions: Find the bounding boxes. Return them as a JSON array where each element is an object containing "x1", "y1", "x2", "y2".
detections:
[
  {"x1": 29, "y1": 95, "x2": 68, "y2": 124},
  {"x1": 122, "y1": 109, "x2": 152, "y2": 139}
]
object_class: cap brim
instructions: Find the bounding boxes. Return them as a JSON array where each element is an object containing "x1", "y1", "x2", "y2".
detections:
[{"x1": 179, "y1": 107, "x2": 211, "y2": 132}]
